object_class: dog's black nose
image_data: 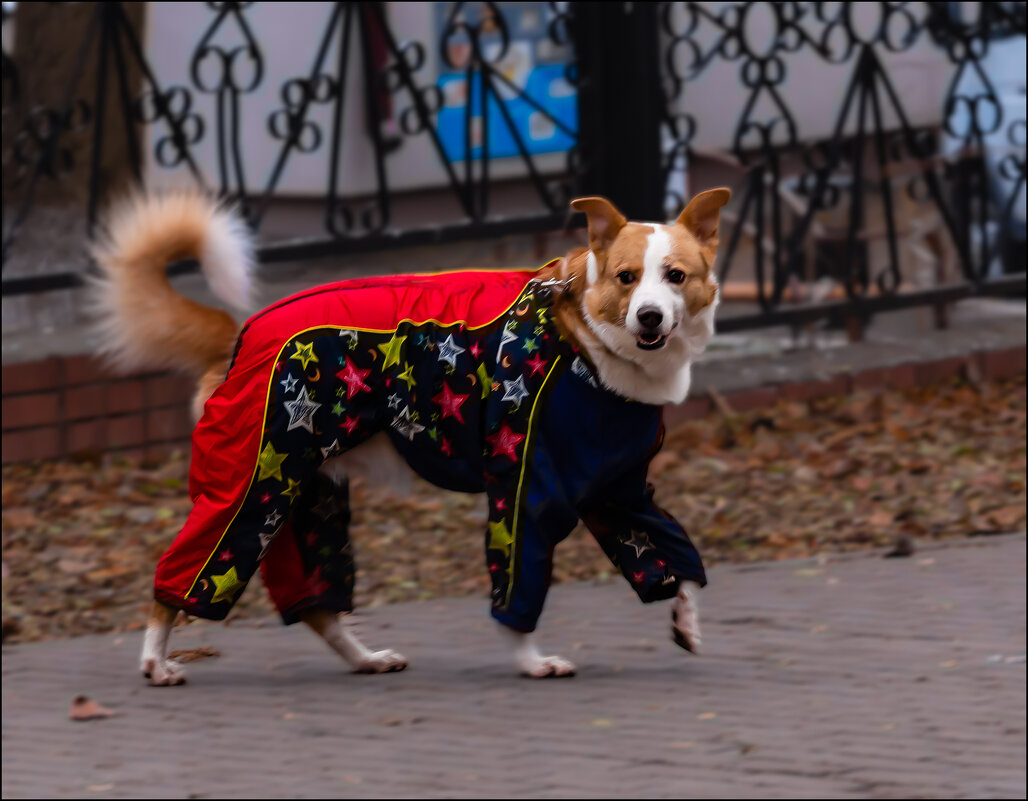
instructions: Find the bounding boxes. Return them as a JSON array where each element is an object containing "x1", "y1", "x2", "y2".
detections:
[{"x1": 637, "y1": 307, "x2": 663, "y2": 330}]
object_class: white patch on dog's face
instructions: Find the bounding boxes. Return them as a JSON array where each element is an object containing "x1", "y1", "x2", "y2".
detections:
[{"x1": 626, "y1": 226, "x2": 682, "y2": 340}]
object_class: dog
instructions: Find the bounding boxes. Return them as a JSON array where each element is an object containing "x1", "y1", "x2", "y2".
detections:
[{"x1": 89, "y1": 187, "x2": 729, "y2": 683}]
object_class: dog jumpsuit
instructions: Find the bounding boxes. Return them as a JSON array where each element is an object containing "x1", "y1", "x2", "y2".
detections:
[{"x1": 154, "y1": 266, "x2": 707, "y2": 630}]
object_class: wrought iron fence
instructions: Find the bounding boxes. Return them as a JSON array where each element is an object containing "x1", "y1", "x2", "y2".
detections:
[{"x1": 1, "y1": 2, "x2": 1025, "y2": 333}]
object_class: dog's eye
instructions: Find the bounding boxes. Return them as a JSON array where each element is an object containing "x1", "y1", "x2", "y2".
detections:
[
  {"x1": 666, "y1": 269, "x2": 686, "y2": 284},
  {"x1": 617, "y1": 270, "x2": 636, "y2": 285}
]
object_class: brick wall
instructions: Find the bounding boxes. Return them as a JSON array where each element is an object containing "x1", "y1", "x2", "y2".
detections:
[
  {"x1": 2, "y1": 344, "x2": 1023, "y2": 465},
  {"x1": 2, "y1": 356, "x2": 194, "y2": 464}
]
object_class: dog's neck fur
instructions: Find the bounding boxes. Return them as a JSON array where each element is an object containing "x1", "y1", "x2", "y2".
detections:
[{"x1": 544, "y1": 256, "x2": 715, "y2": 406}]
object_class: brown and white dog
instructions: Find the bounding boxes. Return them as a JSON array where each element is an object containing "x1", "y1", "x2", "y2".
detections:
[{"x1": 89, "y1": 188, "x2": 729, "y2": 682}]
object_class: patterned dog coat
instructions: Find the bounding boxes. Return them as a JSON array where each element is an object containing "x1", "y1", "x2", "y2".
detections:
[{"x1": 154, "y1": 264, "x2": 707, "y2": 631}]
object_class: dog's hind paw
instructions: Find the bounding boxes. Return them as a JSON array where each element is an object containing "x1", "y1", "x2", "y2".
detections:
[
  {"x1": 142, "y1": 657, "x2": 187, "y2": 686},
  {"x1": 521, "y1": 654, "x2": 576, "y2": 679},
  {"x1": 352, "y1": 649, "x2": 408, "y2": 674}
]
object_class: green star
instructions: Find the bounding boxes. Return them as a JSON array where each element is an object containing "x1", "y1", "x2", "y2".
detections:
[
  {"x1": 398, "y1": 362, "x2": 417, "y2": 390},
  {"x1": 522, "y1": 337, "x2": 539, "y2": 354},
  {"x1": 488, "y1": 520, "x2": 513, "y2": 557},
  {"x1": 257, "y1": 442, "x2": 287, "y2": 482},
  {"x1": 331, "y1": 401, "x2": 344, "y2": 416},
  {"x1": 211, "y1": 567, "x2": 245, "y2": 605},
  {"x1": 282, "y1": 478, "x2": 303, "y2": 504},
  {"x1": 289, "y1": 341, "x2": 319, "y2": 370},
  {"x1": 428, "y1": 426, "x2": 439, "y2": 441},
  {"x1": 477, "y1": 362, "x2": 492, "y2": 399},
  {"x1": 377, "y1": 332, "x2": 407, "y2": 369}
]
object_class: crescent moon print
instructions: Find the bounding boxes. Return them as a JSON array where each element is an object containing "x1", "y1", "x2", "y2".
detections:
[
  {"x1": 368, "y1": 349, "x2": 378, "y2": 360},
  {"x1": 198, "y1": 579, "x2": 210, "y2": 591},
  {"x1": 501, "y1": 355, "x2": 513, "y2": 368},
  {"x1": 309, "y1": 368, "x2": 321, "y2": 382},
  {"x1": 467, "y1": 372, "x2": 478, "y2": 386},
  {"x1": 516, "y1": 301, "x2": 531, "y2": 318}
]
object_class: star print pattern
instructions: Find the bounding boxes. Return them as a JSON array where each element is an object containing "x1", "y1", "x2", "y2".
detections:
[{"x1": 182, "y1": 268, "x2": 703, "y2": 632}]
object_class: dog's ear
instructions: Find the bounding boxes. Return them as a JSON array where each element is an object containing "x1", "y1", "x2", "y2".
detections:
[
  {"x1": 676, "y1": 188, "x2": 731, "y2": 252},
  {"x1": 570, "y1": 196, "x2": 627, "y2": 254}
]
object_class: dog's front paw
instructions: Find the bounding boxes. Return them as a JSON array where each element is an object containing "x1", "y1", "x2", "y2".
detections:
[
  {"x1": 671, "y1": 585, "x2": 702, "y2": 654},
  {"x1": 520, "y1": 654, "x2": 576, "y2": 678},
  {"x1": 142, "y1": 657, "x2": 187, "y2": 686},
  {"x1": 352, "y1": 649, "x2": 408, "y2": 674}
]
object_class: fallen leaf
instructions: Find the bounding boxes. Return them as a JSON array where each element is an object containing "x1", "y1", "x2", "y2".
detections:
[
  {"x1": 69, "y1": 696, "x2": 115, "y2": 722},
  {"x1": 166, "y1": 645, "x2": 220, "y2": 663}
]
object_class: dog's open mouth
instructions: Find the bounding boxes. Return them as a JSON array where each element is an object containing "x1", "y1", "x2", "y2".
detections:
[{"x1": 636, "y1": 332, "x2": 668, "y2": 351}]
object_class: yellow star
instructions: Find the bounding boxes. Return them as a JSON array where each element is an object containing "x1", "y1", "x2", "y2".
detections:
[
  {"x1": 210, "y1": 566, "x2": 245, "y2": 604},
  {"x1": 257, "y1": 442, "x2": 287, "y2": 482},
  {"x1": 282, "y1": 478, "x2": 303, "y2": 504},
  {"x1": 477, "y1": 362, "x2": 492, "y2": 399},
  {"x1": 488, "y1": 520, "x2": 513, "y2": 557},
  {"x1": 289, "y1": 341, "x2": 319, "y2": 370},
  {"x1": 398, "y1": 362, "x2": 417, "y2": 390},
  {"x1": 377, "y1": 332, "x2": 407, "y2": 369}
]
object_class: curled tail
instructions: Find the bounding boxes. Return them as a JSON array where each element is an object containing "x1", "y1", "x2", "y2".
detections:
[{"x1": 89, "y1": 192, "x2": 256, "y2": 377}]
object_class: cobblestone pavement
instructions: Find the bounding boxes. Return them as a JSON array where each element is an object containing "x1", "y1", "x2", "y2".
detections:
[{"x1": 2, "y1": 535, "x2": 1025, "y2": 799}]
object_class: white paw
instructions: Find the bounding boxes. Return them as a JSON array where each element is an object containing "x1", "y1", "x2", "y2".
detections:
[
  {"x1": 671, "y1": 590, "x2": 702, "y2": 654},
  {"x1": 352, "y1": 649, "x2": 408, "y2": 674},
  {"x1": 142, "y1": 657, "x2": 187, "y2": 686},
  {"x1": 520, "y1": 654, "x2": 577, "y2": 679}
]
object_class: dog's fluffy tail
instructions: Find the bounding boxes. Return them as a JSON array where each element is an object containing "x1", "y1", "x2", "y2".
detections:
[{"x1": 88, "y1": 192, "x2": 256, "y2": 377}]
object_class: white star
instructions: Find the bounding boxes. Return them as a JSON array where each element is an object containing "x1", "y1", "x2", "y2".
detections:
[
  {"x1": 437, "y1": 334, "x2": 466, "y2": 368},
  {"x1": 391, "y1": 406, "x2": 425, "y2": 441},
  {"x1": 284, "y1": 389, "x2": 322, "y2": 433},
  {"x1": 280, "y1": 374, "x2": 299, "y2": 394},
  {"x1": 258, "y1": 530, "x2": 275, "y2": 559},
  {"x1": 338, "y1": 329, "x2": 359, "y2": 341},
  {"x1": 320, "y1": 439, "x2": 341, "y2": 460},
  {"x1": 265, "y1": 510, "x2": 283, "y2": 528},
  {"x1": 571, "y1": 356, "x2": 599, "y2": 388},
  {"x1": 501, "y1": 375, "x2": 530, "y2": 407},
  {"x1": 496, "y1": 326, "x2": 519, "y2": 361},
  {"x1": 388, "y1": 393, "x2": 403, "y2": 409},
  {"x1": 624, "y1": 530, "x2": 654, "y2": 558}
]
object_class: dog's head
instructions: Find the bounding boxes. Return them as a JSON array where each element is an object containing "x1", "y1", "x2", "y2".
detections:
[{"x1": 564, "y1": 189, "x2": 730, "y2": 370}]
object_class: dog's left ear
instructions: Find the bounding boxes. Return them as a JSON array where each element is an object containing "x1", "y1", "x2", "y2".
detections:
[{"x1": 676, "y1": 188, "x2": 731, "y2": 252}]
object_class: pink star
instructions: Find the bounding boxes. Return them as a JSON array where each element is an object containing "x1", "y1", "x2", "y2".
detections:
[
  {"x1": 469, "y1": 341, "x2": 482, "y2": 358},
  {"x1": 260, "y1": 493, "x2": 272, "y2": 504},
  {"x1": 525, "y1": 353, "x2": 548, "y2": 377},
  {"x1": 632, "y1": 571, "x2": 646, "y2": 584},
  {"x1": 494, "y1": 497, "x2": 507, "y2": 512},
  {"x1": 218, "y1": 549, "x2": 233, "y2": 562},
  {"x1": 305, "y1": 531, "x2": 318, "y2": 547},
  {"x1": 433, "y1": 382, "x2": 469, "y2": 423},
  {"x1": 336, "y1": 358, "x2": 371, "y2": 399},
  {"x1": 486, "y1": 423, "x2": 525, "y2": 462},
  {"x1": 488, "y1": 563, "x2": 499, "y2": 573},
  {"x1": 340, "y1": 415, "x2": 360, "y2": 435},
  {"x1": 440, "y1": 437, "x2": 453, "y2": 456}
]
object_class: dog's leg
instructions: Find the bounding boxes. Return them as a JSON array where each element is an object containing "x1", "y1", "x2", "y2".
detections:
[
  {"x1": 300, "y1": 609, "x2": 407, "y2": 674},
  {"x1": 671, "y1": 580, "x2": 702, "y2": 653},
  {"x1": 140, "y1": 600, "x2": 186, "y2": 686},
  {"x1": 498, "y1": 626, "x2": 576, "y2": 678}
]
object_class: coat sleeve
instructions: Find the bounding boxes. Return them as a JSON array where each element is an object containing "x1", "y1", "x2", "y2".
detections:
[{"x1": 578, "y1": 429, "x2": 707, "y2": 602}]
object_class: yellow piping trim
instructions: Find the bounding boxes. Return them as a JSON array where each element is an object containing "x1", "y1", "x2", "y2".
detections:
[{"x1": 503, "y1": 354, "x2": 564, "y2": 609}]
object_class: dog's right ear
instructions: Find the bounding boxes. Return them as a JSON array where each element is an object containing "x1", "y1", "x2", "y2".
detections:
[{"x1": 570, "y1": 196, "x2": 627, "y2": 254}]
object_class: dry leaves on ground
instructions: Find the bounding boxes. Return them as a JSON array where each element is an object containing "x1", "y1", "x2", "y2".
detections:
[{"x1": 2, "y1": 375, "x2": 1024, "y2": 643}]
